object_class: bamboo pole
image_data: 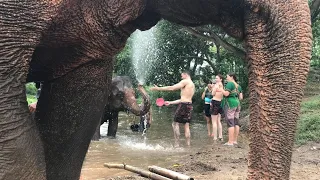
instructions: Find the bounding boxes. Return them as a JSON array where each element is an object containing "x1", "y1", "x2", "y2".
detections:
[
  {"x1": 104, "y1": 163, "x2": 172, "y2": 180},
  {"x1": 148, "y1": 165, "x2": 194, "y2": 180}
]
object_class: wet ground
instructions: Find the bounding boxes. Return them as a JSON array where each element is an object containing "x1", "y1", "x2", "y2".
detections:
[
  {"x1": 80, "y1": 108, "x2": 320, "y2": 180},
  {"x1": 81, "y1": 107, "x2": 213, "y2": 179}
]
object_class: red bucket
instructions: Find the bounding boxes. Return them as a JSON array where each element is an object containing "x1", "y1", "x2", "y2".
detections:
[{"x1": 156, "y1": 98, "x2": 165, "y2": 107}]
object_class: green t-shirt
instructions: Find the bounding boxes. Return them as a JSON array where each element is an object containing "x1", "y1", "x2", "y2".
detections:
[{"x1": 223, "y1": 82, "x2": 242, "y2": 109}]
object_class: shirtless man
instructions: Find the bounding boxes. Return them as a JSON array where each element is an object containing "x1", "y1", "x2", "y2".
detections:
[{"x1": 150, "y1": 71, "x2": 195, "y2": 147}]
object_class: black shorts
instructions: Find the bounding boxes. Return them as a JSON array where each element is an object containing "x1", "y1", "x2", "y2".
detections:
[
  {"x1": 204, "y1": 104, "x2": 211, "y2": 117},
  {"x1": 174, "y1": 102, "x2": 193, "y2": 124},
  {"x1": 210, "y1": 100, "x2": 223, "y2": 115}
]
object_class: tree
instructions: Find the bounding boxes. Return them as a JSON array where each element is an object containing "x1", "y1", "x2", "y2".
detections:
[{"x1": 147, "y1": 20, "x2": 215, "y2": 85}]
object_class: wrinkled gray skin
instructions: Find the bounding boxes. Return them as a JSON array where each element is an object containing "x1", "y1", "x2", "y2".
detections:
[
  {"x1": 0, "y1": 0, "x2": 311, "y2": 179},
  {"x1": 91, "y1": 76, "x2": 151, "y2": 140}
]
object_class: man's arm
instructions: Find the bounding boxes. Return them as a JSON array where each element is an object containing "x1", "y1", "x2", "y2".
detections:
[
  {"x1": 221, "y1": 89, "x2": 230, "y2": 96},
  {"x1": 166, "y1": 99, "x2": 181, "y2": 105},
  {"x1": 29, "y1": 101, "x2": 37, "y2": 113},
  {"x1": 221, "y1": 82, "x2": 234, "y2": 96},
  {"x1": 239, "y1": 92, "x2": 243, "y2": 100},
  {"x1": 238, "y1": 86, "x2": 243, "y2": 100},
  {"x1": 150, "y1": 80, "x2": 186, "y2": 91}
]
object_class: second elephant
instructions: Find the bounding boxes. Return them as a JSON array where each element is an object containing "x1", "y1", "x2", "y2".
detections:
[{"x1": 92, "y1": 76, "x2": 151, "y2": 140}]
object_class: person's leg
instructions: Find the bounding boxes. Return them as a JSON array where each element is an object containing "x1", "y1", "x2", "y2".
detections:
[
  {"x1": 173, "y1": 104, "x2": 182, "y2": 147},
  {"x1": 234, "y1": 105, "x2": 241, "y2": 144},
  {"x1": 217, "y1": 114, "x2": 223, "y2": 140},
  {"x1": 172, "y1": 121, "x2": 180, "y2": 147},
  {"x1": 204, "y1": 104, "x2": 211, "y2": 136},
  {"x1": 210, "y1": 101, "x2": 220, "y2": 139},
  {"x1": 184, "y1": 123, "x2": 191, "y2": 146},
  {"x1": 225, "y1": 107, "x2": 236, "y2": 145},
  {"x1": 227, "y1": 127, "x2": 235, "y2": 144},
  {"x1": 205, "y1": 115, "x2": 211, "y2": 136},
  {"x1": 211, "y1": 114, "x2": 218, "y2": 140},
  {"x1": 234, "y1": 125, "x2": 240, "y2": 144}
]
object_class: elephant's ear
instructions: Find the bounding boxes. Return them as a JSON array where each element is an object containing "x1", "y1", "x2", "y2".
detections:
[{"x1": 107, "y1": 0, "x2": 146, "y2": 27}]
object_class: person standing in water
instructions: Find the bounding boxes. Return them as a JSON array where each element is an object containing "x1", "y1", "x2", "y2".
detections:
[
  {"x1": 150, "y1": 70, "x2": 195, "y2": 147},
  {"x1": 211, "y1": 75, "x2": 224, "y2": 141},
  {"x1": 201, "y1": 80, "x2": 214, "y2": 137}
]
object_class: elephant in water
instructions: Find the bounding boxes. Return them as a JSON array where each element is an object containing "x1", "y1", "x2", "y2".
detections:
[
  {"x1": 91, "y1": 76, "x2": 151, "y2": 140},
  {"x1": 0, "y1": 0, "x2": 312, "y2": 179}
]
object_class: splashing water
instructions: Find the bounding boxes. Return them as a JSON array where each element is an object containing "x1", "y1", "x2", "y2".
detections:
[
  {"x1": 131, "y1": 27, "x2": 158, "y2": 85},
  {"x1": 118, "y1": 137, "x2": 185, "y2": 152}
]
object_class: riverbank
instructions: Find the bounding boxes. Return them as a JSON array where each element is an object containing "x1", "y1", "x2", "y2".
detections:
[
  {"x1": 101, "y1": 140, "x2": 319, "y2": 180},
  {"x1": 92, "y1": 92, "x2": 320, "y2": 180},
  {"x1": 81, "y1": 77, "x2": 320, "y2": 180}
]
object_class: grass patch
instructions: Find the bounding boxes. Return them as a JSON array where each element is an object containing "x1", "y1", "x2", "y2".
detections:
[{"x1": 295, "y1": 95, "x2": 320, "y2": 145}]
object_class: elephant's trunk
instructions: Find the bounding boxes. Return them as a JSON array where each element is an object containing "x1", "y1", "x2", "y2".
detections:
[
  {"x1": 123, "y1": 85, "x2": 150, "y2": 116},
  {"x1": 245, "y1": 0, "x2": 312, "y2": 179}
]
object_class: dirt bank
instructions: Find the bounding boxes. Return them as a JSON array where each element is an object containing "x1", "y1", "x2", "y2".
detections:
[{"x1": 104, "y1": 141, "x2": 320, "y2": 180}]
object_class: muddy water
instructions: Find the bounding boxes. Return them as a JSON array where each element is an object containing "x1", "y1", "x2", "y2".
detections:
[{"x1": 81, "y1": 107, "x2": 212, "y2": 180}]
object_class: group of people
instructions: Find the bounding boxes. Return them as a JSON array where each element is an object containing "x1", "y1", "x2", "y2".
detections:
[
  {"x1": 202, "y1": 74, "x2": 243, "y2": 146},
  {"x1": 150, "y1": 71, "x2": 242, "y2": 147},
  {"x1": 30, "y1": 71, "x2": 242, "y2": 147}
]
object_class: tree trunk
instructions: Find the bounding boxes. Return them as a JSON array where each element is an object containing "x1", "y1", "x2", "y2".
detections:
[{"x1": 245, "y1": 1, "x2": 312, "y2": 179}]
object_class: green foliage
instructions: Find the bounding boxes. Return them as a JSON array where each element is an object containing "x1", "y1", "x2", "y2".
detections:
[
  {"x1": 304, "y1": 67, "x2": 320, "y2": 97},
  {"x1": 113, "y1": 37, "x2": 138, "y2": 85},
  {"x1": 25, "y1": 82, "x2": 37, "y2": 95},
  {"x1": 191, "y1": 88, "x2": 206, "y2": 113},
  {"x1": 296, "y1": 95, "x2": 320, "y2": 144},
  {"x1": 147, "y1": 20, "x2": 212, "y2": 85},
  {"x1": 25, "y1": 83, "x2": 37, "y2": 105},
  {"x1": 26, "y1": 94, "x2": 37, "y2": 105},
  {"x1": 311, "y1": 1, "x2": 320, "y2": 68}
]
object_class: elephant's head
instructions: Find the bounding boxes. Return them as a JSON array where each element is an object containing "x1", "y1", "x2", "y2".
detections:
[{"x1": 110, "y1": 76, "x2": 150, "y2": 116}]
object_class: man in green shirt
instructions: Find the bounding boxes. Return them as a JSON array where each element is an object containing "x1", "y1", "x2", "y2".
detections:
[{"x1": 221, "y1": 73, "x2": 243, "y2": 146}]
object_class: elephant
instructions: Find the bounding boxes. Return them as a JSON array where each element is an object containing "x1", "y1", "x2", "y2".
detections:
[
  {"x1": 91, "y1": 76, "x2": 151, "y2": 140},
  {"x1": 0, "y1": 0, "x2": 311, "y2": 180}
]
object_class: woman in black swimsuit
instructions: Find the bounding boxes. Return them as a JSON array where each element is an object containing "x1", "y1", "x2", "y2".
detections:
[{"x1": 201, "y1": 80, "x2": 213, "y2": 136}]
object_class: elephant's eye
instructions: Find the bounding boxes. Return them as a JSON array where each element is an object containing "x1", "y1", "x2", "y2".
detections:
[{"x1": 117, "y1": 92, "x2": 124, "y2": 98}]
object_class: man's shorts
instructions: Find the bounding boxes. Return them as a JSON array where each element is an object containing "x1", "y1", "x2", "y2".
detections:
[
  {"x1": 224, "y1": 105, "x2": 241, "y2": 127},
  {"x1": 204, "y1": 104, "x2": 211, "y2": 117},
  {"x1": 174, "y1": 102, "x2": 193, "y2": 124},
  {"x1": 210, "y1": 100, "x2": 223, "y2": 115}
]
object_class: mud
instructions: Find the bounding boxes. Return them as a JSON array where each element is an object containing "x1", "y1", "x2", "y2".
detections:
[{"x1": 103, "y1": 141, "x2": 320, "y2": 180}]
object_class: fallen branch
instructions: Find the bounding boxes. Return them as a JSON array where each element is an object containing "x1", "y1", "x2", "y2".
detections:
[
  {"x1": 148, "y1": 165, "x2": 194, "y2": 180},
  {"x1": 104, "y1": 163, "x2": 171, "y2": 180}
]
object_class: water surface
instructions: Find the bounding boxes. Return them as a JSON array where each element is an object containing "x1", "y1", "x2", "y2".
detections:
[{"x1": 81, "y1": 107, "x2": 214, "y2": 179}]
